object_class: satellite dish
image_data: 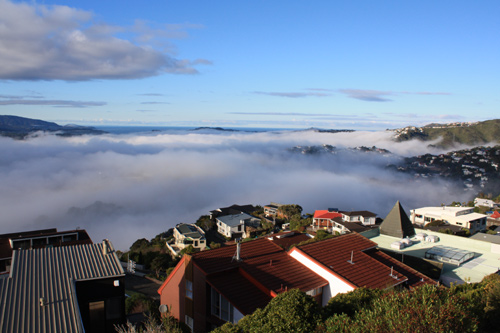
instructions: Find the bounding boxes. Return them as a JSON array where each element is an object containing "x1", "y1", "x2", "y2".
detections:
[{"x1": 158, "y1": 304, "x2": 168, "y2": 313}]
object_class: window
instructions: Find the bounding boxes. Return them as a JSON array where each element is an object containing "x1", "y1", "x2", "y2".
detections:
[
  {"x1": 185, "y1": 315, "x2": 193, "y2": 331},
  {"x1": 211, "y1": 287, "x2": 234, "y2": 323},
  {"x1": 186, "y1": 280, "x2": 193, "y2": 299},
  {"x1": 306, "y1": 287, "x2": 323, "y2": 296}
]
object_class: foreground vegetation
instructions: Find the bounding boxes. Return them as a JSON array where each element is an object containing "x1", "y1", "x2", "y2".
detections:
[{"x1": 120, "y1": 274, "x2": 500, "y2": 332}]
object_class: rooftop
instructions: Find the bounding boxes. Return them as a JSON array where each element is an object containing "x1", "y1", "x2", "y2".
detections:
[
  {"x1": 0, "y1": 240, "x2": 124, "y2": 332},
  {"x1": 217, "y1": 213, "x2": 257, "y2": 227},
  {"x1": 175, "y1": 223, "x2": 205, "y2": 239},
  {"x1": 295, "y1": 233, "x2": 433, "y2": 289},
  {"x1": 368, "y1": 228, "x2": 500, "y2": 285},
  {"x1": 192, "y1": 237, "x2": 328, "y2": 297}
]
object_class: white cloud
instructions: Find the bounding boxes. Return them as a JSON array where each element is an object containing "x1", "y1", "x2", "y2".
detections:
[{"x1": 0, "y1": 0, "x2": 209, "y2": 81}]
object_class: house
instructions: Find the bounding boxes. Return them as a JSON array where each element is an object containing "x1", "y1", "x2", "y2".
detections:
[
  {"x1": 0, "y1": 240, "x2": 125, "y2": 332},
  {"x1": 209, "y1": 204, "x2": 258, "y2": 220},
  {"x1": 157, "y1": 232, "x2": 435, "y2": 332},
  {"x1": 0, "y1": 228, "x2": 92, "y2": 275},
  {"x1": 311, "y1": 209, "x2": 376, "y2": 235},
  {"x1": 263, "y1": 202, "x2": 283, "y2": 217},
  {"x1": 474, "y1": 198, "x2": 499, "y2": 209},
  {"x1": 410, "y1": 206, "x2": 487, "y2": 233},
  {"x1": 216, "y1": 213, "x2": 261, "y2": 239},
  {"x1": 167, "y1": 223, "x2": 207, "y2": 256},
  {"x1": 340, "y1": 210, "x2": 377, "y2": 225}
]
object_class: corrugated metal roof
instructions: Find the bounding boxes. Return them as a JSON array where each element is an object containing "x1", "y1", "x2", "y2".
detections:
[{"x1": 0, "y1": 241, "x2": 124, "y2": 332}]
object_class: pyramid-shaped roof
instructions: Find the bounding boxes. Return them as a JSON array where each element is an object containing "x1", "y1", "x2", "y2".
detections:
[
  {"x1": 380, "y1": 201, "x2": 415, "y2": 238},
  {"x1": 491, "y1": 211, "x2": 500, "y2": 219}
]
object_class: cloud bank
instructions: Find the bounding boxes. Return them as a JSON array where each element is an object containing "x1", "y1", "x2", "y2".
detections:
[
  {"x1": 0, "y1": 0, "x2": 209, "y2": 81},
  {"x1": 0, "y1": 129, "x2": 469, "y2": 250}
]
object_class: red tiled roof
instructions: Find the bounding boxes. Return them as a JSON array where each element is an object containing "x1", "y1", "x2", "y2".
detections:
[
  {"x1": 267, "y1": 232, "x2": 311, "y2": 250},
  {"x1": 192, "y1": 238, "x2": 327, "y2": 295},
  {"x1": 294, "y1": 233, "x2": 423, "y2": 289},
  {"x1": 491, "y1": 211, "x2": 500, "y2": 219},
  {"x1": 313, "y1": 210, "x2": 342, "y2": 220}
]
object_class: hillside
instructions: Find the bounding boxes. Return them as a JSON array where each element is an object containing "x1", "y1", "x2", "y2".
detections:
[
  {"x1": 392, "y1": 119, "x2": 500, "y2": 148},
  {"x1": 0, "y1": 115, "x2": 106, "y2": 138}
]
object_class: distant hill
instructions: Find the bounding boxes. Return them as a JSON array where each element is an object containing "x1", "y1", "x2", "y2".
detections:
[
  {"x1": 0, "y1": 115, "x2": 106, "y2": 138},
  {"x1": 392, "y1": 119, "x2": 500, "y2": 148}
]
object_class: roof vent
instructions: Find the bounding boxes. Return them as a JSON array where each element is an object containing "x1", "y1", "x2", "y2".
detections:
[
  {"x1": 232, "y1": 239, "x2": 242, "y2": 262},
  {"x1": 347, "y1": 251, "x2": 354, "y2": 264}
]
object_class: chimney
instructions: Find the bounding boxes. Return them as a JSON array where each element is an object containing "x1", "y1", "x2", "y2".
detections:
[{"x1": 102, "y1": 239, "x2": 109, "y2": 255}]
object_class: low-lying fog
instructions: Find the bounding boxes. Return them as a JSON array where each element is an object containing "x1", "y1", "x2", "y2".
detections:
[{"x1": 0, "y1": 129, "x2": 470, "y2": 250}]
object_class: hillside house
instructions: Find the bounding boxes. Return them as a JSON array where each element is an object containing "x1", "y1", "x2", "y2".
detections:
[
  {"x1": 209, "y1": 204, "x2": 258, "y2": 220},
  {"x1": 410, "y1": 206, "x2": 487, "y2": 233},
  {"x1": 340, "y1": 210, "x2": 377, "y2": 225},
  {"x1": 263, "y1": 202, "x2": 284, "y2": 217},
  {"x1": 216, "y1": 213, "x2": 261, "y2": 239},
  {"x1": 474, "y1": 198, "x2": 499, "y2": 209},
  {"x1": 312, "y1": 209, "x2": 377, "y2": 235},
  {"x1": 167, "y1": 223, "x2": 207, "y2": 256},
  {"x1": 157, "y1": 232, "x2": 435, "y2": 332}
]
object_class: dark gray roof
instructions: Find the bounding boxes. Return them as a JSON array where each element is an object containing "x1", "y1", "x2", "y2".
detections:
[
  {"x1": 0, "y1": 241, "x2": 124, "y2": 332},
  {"x1": 176, "y1": 224, "x2": 205, "y2": 239},
  {"x1": 380, "y1": 201, "x2": 415, "y2": 238},
  {"x1": 341, "y1": 210, "x2": 377, "y2": 217}
]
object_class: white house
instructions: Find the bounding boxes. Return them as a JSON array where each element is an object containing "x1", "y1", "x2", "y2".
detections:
[
  {"x1": 216, "y1": 213, "x2": 261, "y2": 238},
  {"x1": 474, "y1": 198, "x2": 499, "y2": 209},
  {"x1": 341, "y1": 210, "x2": 377, "y2": 225},
  {"x1": 410, "y1": 206, "x2": 487, "y2": 233},
  {"x1": 167, "y1": 223, "x2": 206, "y2": 256}
]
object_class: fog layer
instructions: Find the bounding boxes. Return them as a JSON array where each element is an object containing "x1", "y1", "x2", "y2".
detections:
[{"x1": 0, "y1": 129, "x2": 468, "y2": 250}]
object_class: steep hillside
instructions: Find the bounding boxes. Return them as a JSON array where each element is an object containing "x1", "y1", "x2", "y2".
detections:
[{"x1": 392, "y1": 119, "x2": 500, "y2": 147}]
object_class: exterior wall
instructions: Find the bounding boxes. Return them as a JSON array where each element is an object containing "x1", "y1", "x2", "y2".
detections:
[
  {"x1": 74, "y1": 276, "x2": 126, "y2": 332},
  {"x1": 361, "y1": 217, "x2": 376, "y2": 225},
  {"x1": 289, "y1": 249, "x2": 355, "y2": 306},
  {"x1": 159, "y1": 259, "x2": 186, "y2": 322}
]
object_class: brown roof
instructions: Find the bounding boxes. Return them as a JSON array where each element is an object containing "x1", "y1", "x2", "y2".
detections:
[
  {"x1": 294, "y1": 233, "x2": 432, "y2": 289},
  {"x1": 192, "y1": 237, "x2": 327, "y2": 296},
  {"x1": 267, "y1": 232, "x2": 312, "y2": 250}
]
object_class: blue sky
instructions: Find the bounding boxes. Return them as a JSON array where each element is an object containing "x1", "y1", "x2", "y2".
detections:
[{"x1": 0, "y1": 0, "x2": 499, "y2": 130}]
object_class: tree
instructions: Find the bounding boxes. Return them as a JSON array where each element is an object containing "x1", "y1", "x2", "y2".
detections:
[
  {"x1": 150, "y1": 253, "x2": 172, "y2": 279},
  {"x1": 220, "y1": 289, "x2": 321, "y2": 333},
  {"x1": 130, "y1": 238, "x2": 150, "y2": 252},
  {"x1": 277, "y1": 204, "x2": 303, "y2": 220},
  {"x1": 196, "y1": 215, "x2": 214, "y2": 231}
]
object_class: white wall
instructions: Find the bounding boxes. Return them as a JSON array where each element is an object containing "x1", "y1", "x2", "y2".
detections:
[{"x1": 289, "y1": 249, "x2": 355, "y2": 306}]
